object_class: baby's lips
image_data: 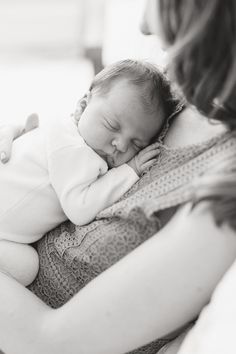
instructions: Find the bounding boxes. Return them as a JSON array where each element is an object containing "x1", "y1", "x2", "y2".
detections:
[{"x1": 106, "y1": 155, "x2": 115, "y2": 168}]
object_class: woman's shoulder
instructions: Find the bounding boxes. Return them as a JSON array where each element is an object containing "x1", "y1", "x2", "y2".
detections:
[{"x1": 163, "y1": 107, "x2": 228, "y2": 148}]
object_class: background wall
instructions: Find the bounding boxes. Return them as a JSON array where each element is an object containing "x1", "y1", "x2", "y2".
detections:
[{"x1": 0, "y1": 0, "x2": 165, "y2": 126}]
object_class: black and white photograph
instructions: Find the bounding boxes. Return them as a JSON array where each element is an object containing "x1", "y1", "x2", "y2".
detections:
[{"x1": 0, "y1": 0, "x2": 235, "y2": 353}]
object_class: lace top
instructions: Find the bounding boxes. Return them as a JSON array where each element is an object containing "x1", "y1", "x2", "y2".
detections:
[{"x1": 29, "y1": 130, "x2": 236, "y2": 354}]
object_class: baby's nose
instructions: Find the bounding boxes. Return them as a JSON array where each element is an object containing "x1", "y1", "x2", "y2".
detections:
[
  {"x1": 112, "y1": 137, "x2": 128, "y2": 153},
  {"x1": 115, "y1": 137, "x2": 129, "y2": 153}
]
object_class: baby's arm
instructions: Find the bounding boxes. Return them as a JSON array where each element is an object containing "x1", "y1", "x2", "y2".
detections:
[
  {"x1": 49, "y1": 147, "x2": 160, "y2": 225},
  {"x1": 46, "y1": 118, "x2": 139, "y2": 225},
  {"x1": 73, "y1": 144, "x2": 160, "y2": 223},
  {"x1": 47, "y1": 119, "x2": 160, "y2": 225},
  {"x1": 48, "y1": 145, "x2": 139, "y2": 225}
]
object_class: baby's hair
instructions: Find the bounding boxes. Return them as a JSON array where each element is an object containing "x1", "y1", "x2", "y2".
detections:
[
  {"x1": 72, "y1": 60, "x2": 183, "y2": 140},
  {"x1": 89, "y1": 59, "x2": 182, "y2": 122}
]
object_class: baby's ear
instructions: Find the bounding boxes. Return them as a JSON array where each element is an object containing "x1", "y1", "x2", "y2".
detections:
[
  {"x1": 73, "y1": 92, "x2": 91, "y2": 124},
  {"x1": 80, "y1": 91, "x2": 91, "y2": 111}
]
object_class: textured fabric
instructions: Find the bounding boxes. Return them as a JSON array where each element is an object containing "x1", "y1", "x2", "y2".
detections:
[
  {"x1": 29, "y1": 130, "x2": 236, "y2": 353},
  {"x1": 0, "y1": 117, "x2": 138, "y2": 241},
  {"x1": 46, "y1": 117, "x2": 139, "y2": 226}
]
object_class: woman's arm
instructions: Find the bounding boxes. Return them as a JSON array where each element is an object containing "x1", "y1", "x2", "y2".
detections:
[
  {"x1": 158, "y1": 326, "x2": 192, "y2": 354},
  {"x1": 178, "y1": 256, "x2": 236, "y2": 354},
  {"x1": 0, "y1": 202, "x2": 236, "y2": 354}
]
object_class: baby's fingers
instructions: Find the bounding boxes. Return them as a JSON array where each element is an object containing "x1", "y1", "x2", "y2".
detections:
[
  {"x1": 23, "y1": 113, "x2": 39, "y2": 133},
  {"x1": 140, "y1": 142, "x2": 160, "y2": 153},
  {"x1": 140, "y1": 148, "x2": 160, "y2": 163},
  {"x1": 141, "y1": 159, "x2": 157, "y2": 171},
  {"x1": 0, "y1": 125, "x2": 16, "y2": 163},
  {"x1": 138, "y1": 142, "x2": 160, "y2": 158}
]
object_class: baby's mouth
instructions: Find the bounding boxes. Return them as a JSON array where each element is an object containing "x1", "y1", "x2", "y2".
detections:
[
  {"x1": 107, "y1": 156, "x2": 116, "y2": 167},
  {"x1": 95, "y1": 149, "x2": 113, "y2": 166},
  {"x1": 95, "y1": 149, "x2": 107, "y2": 159},
  {"x1": 94, "y1": 148, "x2": 120, "y2": 168}
]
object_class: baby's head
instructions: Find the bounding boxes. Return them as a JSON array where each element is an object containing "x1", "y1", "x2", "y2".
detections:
[{"x1": 76, "y1": 59, "x2": 179, "y2": 167}]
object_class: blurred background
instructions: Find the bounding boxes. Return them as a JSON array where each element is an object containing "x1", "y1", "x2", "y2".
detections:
[{"x1": 0, "y1": 0, "x2": 165, "y2": 125}]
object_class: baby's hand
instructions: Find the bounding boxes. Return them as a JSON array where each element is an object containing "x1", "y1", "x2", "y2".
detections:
[
  {"x1": 127, "y1": 143, "x2": 160, "y2": 176},
  {"x1": 0, "y1": 113, "x2": 39, "y2": 163}
]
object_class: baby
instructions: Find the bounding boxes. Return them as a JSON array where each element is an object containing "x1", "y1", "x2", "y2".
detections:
[{"x1": 0, "y1": 59, "x2": 176, "y2": 285}]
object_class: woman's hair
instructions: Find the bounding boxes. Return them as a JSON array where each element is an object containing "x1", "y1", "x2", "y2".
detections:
[
  {"x1": 159, "y1": 0, "x2": 236, "y2": 129},
  {"x1": 158, "y1": 0, "x2": 236, "y2": 228},
  {"x1": 89, "y1": 59, "x2": 182, "y2": 125}
]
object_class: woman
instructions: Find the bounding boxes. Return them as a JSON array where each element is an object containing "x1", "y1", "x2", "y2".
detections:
[{"x1": 0, "y1": 0, "x2": 236, "y2": 353}]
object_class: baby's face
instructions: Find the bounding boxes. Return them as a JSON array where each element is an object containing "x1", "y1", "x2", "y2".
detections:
[{"x1": 78, "y1": 79, "x2": 164, "y2": 167}]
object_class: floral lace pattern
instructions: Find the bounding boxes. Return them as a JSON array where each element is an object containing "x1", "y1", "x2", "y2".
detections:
[{"x1": 29, "y1": 131, "x2": 236, "y2": 353}]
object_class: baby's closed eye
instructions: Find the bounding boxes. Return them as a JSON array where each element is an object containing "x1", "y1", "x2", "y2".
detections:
[{"x1": 104, "y1": 118, "x2": 120, "y2": 132}]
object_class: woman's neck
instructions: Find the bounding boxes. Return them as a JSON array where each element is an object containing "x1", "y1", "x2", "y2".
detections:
[{"x1": 163, "y1": 106, "x2": 228, "y2": 148}]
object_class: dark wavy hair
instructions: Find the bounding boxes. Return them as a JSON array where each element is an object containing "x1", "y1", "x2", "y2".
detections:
[
  {"x1": 158, "y1": 0, "x2": 236, "y2": 228},
  {"x1": 159, "y1": 0, "x2": 236, "y2": 129}
]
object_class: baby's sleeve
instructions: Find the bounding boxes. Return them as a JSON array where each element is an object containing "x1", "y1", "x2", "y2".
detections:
[{"x1": 45, "y1": 118, "x2": 138, "y2": 225}]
